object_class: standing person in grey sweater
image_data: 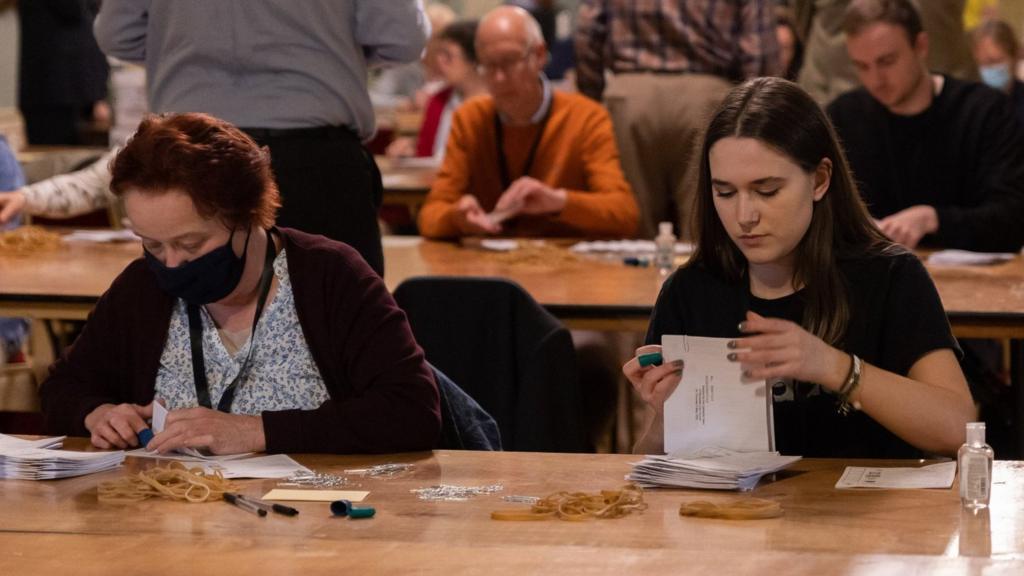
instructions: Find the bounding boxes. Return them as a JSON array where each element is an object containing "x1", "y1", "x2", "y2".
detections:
[
  {"x1": 575, "y1": 0, "x2": 780, "y2": 238},
  {"x1": 94, "y1": 1, "x2": 432, "y2": 275}
]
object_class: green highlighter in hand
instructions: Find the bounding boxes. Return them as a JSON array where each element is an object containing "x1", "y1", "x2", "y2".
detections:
[{"x1": 638, "y1": 352, "x2": 663, "y2": 367}]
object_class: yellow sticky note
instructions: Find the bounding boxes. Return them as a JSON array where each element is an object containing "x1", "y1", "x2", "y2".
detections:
[{"x1": 262, "y1": 489, "x2": 369, "y2": 502}]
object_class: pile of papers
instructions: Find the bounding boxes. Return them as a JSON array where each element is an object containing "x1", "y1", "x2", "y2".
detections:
[
  {"x1": 626, "y1": 335, "x2": 800, "y2": 490},
  {"x1": 0, "y1": 434, "x2": 125, "y2": 480},
  {"x1": 628, "y1": 448, "x2": 802, "y2": 491}
]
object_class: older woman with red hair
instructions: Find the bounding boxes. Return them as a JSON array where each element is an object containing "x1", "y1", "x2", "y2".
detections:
[{"x1": 40, "y1": 113, "x2": 440, "y2": 455}]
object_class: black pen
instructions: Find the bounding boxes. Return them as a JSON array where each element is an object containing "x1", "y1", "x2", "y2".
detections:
[
  {"x1": 238, "y1": 494, "x2": 300, "y2": 517},
  {"x1": 224, "y1": 492, "x2": 267, "y2": 517}
]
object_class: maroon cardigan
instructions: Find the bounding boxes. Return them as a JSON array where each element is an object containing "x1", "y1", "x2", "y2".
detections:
[{"x1": 40, "y1": 228, "x2": 440, "y2": 454}]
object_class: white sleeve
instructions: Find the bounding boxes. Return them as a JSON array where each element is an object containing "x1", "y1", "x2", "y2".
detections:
[{"x1": 21, "y1": 152, "x2": 117, "y2": 219}]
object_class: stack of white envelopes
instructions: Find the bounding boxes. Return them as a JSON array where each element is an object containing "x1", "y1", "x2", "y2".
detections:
[
  {"x1": 628, "y1": 448, "x2": 802, "y2": 491},
  {"x1": 0, "y1": 433, "x2": 125, "y2": 480}
]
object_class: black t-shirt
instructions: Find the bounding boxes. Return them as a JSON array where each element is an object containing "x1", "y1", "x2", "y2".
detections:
[
  {"x1": 645, "y1": 250, "x2": 961, "y2": 458},
  {"x1": 827, "y1": 76, "x2": 1024, "y2": 252}
]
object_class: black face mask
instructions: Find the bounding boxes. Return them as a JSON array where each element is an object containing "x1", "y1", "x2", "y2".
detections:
[{"x1": 144, "y1": 228, "x2": 252, "y2": 305}]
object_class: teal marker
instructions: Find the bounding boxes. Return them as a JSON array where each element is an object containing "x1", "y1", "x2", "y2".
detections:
[
  {"x1": 638, "y1": 352, "x2": 663, "y2": 367},
  {"x1": 331, "y1": 499, "x2": 376, "y2": 519}
]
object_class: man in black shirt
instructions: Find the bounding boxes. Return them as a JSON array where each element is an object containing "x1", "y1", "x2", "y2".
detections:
[{"x1": 827, "y1": 0, "x2": 1024, "y2": 251}]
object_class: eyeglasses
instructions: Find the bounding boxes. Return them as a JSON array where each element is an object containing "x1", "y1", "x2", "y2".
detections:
[{"x1": 476, "y1": 49, "x2": 533, "y2": 77}]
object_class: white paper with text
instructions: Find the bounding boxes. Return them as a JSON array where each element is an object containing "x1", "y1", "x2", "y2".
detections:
[{"x1": 662, "y1": 335, "x2": 774, "y2": 457}]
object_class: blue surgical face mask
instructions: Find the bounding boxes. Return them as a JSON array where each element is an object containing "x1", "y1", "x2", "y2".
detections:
[
  {"x1": 144, "y1": 228, "x2": 251, "y2": 305},
  {"x1": 980, "y1": 62, "x2": 1013, "y2": 91}
]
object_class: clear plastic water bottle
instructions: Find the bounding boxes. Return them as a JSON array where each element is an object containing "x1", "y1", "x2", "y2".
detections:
[
  {"x1": 959, "y1": 422, "x2": 994, "y2": 510},
  {"x1": 654, "y1": 221, "x2": 676, "y2": 276}
]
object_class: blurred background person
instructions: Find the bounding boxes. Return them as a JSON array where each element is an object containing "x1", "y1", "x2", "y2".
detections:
[
  {"x1": 387, "y1": 20, "x2": 487, "y2": 161},
  {"x1": 371, "y1": 2, "x2": 458, "y2": 112},
  {"x1": 971, "y1": 18, "x2": 1024, "y2": 125},
  {"x1": 18, "y1": 0, "x2": 110, "y2": 145},
  {"x1": 778, "y1": 5, "x2": 807, "y2": 81},
  {"x1": 0, "y1": 136, "x2": 28, "y2": 368},
  {"x1": 575, "y1": 0, "x2": 780, "y2": 238},
  {"x1": 795, "y1": 0, "x2": 978, "y2": 105},
  {"x1": 95, "y1": 1, "x2": 431, "y2": 276}
]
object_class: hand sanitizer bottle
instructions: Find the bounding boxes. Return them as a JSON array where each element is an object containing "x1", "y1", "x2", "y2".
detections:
[
  {"x1": 654, "y1": 221, "x2": 676, "y2": 276},
  {"x1": 959, "y1": 422, "x2": 994, "y2": 510}
]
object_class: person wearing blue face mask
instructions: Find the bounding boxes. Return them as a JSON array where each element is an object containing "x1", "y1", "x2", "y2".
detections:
[
  {"x1": 971, "y1": 19, "x2": 1024, "y2": 127},
  {"x1": 39, "y1": 113, "x2": 441, "y2": 455},
  {"x1": 827, "y1": 0, "x2": 1024, "y2": 252}
]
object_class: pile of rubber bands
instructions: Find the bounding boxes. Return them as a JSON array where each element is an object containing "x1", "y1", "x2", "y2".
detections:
[
  {"x1": 0, "y1": 226, "x2": 62, "y2": 254},
  {"x1": 97, "y1": 462, "x2": 236, "y2": 503},
  {"x1": 491, "y1": 484, "x2": 647, "y2": 521}
]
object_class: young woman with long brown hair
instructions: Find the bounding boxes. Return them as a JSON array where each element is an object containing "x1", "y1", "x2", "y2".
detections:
[{"x1": 623, "y1": 77, "x2": 975, "y2": 457}]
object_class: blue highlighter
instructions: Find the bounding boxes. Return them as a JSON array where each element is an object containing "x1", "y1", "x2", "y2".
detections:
[{"x1": 137, "y1": 428, "x2": 154, "y2": 448}]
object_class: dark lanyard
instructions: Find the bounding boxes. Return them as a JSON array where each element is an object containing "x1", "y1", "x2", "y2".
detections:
[
  {"x1": 187, "y1": 228, "x2": 277, "y2": 413},
  {"x1": 494, "y1": 100, "x2": 553, "y2": 190}
]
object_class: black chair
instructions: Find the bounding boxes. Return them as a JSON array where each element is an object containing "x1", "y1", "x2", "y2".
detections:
[{"x1": 395, "y1": 277, "x2": 589, "y2": 452}]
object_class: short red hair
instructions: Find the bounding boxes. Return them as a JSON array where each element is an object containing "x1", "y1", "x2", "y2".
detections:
[{"x1": 110, "y1": 113, "x2": 280, "y2": 229}]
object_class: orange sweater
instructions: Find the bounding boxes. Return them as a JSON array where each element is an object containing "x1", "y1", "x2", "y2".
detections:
[{"x1": 418, "y1": 91, "x2": 639, "y2": 239}]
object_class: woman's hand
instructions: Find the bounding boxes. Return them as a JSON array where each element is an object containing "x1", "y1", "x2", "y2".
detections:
[
  {"x1": 84, "y1": 402, "x2": 153, "y2": 449},
  {"x1": 729, "y1": 311, "x2": 849, "y2": 391},
  {"x1": 146, "y1": 407, "x2": 266, "y2": 455},
  {"x1": 622, "y1": 344, "x2": 684, "y2": 411}
]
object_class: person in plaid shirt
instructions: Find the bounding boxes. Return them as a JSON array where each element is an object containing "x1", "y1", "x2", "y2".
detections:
[{"x1": 575, "y1": 0, "x2": 781, "y2": 238}]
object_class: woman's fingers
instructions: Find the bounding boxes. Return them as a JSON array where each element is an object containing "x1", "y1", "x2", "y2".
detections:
[
  {"x1": 94, "y1": 423, "x2": 128, "y2": 449},
  {"x1": 646, "y1": 369, "x2": 682, "y2": 406},
  {"x1": 637, "y1": 360, "x2": 683, "y2": 404}
]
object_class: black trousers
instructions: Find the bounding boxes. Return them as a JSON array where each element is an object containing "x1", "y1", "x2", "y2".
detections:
[
  {"x1": 22, "y1": 105, "x2": 83, "y2": 145},
  {"x1": 243, "y1": 127, "x2": 384, "y2": 276}
]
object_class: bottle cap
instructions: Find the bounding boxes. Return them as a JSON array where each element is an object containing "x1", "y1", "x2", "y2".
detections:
[
  {"x1": 966, "y1": 422, "x2": 986, "y2": 444},
  {"x1": 658, "y1": 222, "x2": 674, "y2": 236}
]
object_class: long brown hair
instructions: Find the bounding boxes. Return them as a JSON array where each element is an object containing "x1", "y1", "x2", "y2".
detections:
[{"x1": 688, "y1": 77, "x2": 896, "y2": 345}]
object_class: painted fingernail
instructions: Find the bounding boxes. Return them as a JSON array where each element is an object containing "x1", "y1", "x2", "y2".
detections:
[
  {"x1": 743, "y1": 370, "x2": 752, "y2": 378},
  {"x1": 727, "y1": 340, "x2": 738, "y2": 349},
  {"x1": 737, "y1": 321, "x2": 746, "y2": 332},
  {"x1": 672, "y1": 359, "x2": 684, "y2": 368},
  {"x1": 727, "y1": 352, "x2": 738, "y2": 361}
]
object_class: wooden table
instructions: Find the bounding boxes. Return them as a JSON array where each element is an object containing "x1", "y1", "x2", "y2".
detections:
[
  {"x1": 0, "y1": 239, "x2": 139, "y2": 321},
  {"x1": 1, "y1": 444, "x2": 1022, "y2": 574},
  {"x1": 3, "y1": 236, "x2": 1024, "y2": 337},
  {"x1": 377, "y1": 156, "x2": 437, "y2": 217},
  {"x1": 382, "y1": 238, "x2": 665, "y2": 332}
]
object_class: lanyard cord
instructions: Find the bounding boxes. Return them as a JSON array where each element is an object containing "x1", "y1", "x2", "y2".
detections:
[
  {"x1": 494, "y1": 101, "x2": 553, "y2": 191},
  {"x1": 187, "y1": 228, "x2": 277, "y2": 413}
]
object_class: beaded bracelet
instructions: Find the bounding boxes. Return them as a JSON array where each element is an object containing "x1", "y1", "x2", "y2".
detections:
[{"x1": 836, "y1": 353, "x2": 862, "y2": 416}]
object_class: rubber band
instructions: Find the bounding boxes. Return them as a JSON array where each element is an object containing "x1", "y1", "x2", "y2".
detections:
[
  {"x1": 678, "y1": 497, "x2": 783, "y2": 520},
  {"x1": 491, "y1": 484, "x2": 647, "y2": 521},
  {"x1": 98, "y1": 462, "x2": 235, "y2": 503},
  {"x1": 0, "y1": 226, "x2": 61, "y2": 254}
]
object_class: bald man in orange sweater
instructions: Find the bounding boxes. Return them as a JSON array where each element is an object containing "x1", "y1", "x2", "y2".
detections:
[{"x1": 418, "y1": 5, "x2": 639, "y2": 239}]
